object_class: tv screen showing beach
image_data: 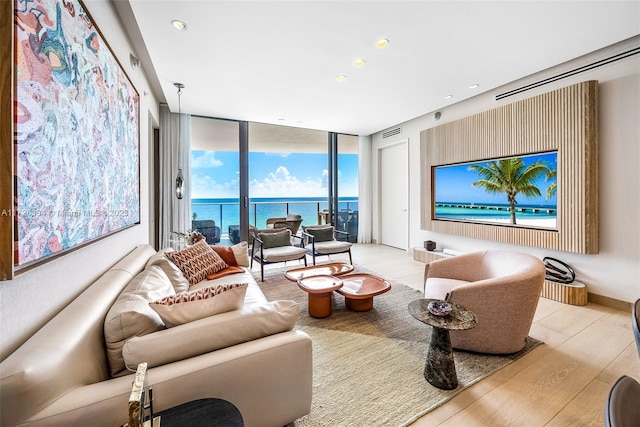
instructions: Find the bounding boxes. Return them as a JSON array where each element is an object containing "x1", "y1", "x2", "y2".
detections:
[{"x1": 433, "y1": 152, "x2": 558, "y2": 230}]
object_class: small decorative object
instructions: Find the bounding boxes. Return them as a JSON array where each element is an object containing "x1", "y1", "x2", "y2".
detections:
[
  {"x1": 428, "y1": 300, "x2": 453, "y2": 316},
  {"x1": 170, "y1": 230, "x2": 205, "y2": 246},
  {"x1": 424, "y1": 240, "x2": 436, "y2": 251},
  {"x1": 543, "y1": 257, "x2": 575, "y2": 284}
]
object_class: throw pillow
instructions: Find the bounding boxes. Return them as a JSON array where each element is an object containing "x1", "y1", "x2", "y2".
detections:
[
  {"x1": 149, "y1": 283, "x2": 248, "y2": 327},
  {"x1": 305, "y1": 226, "x2": 335, "y2": 242},
  {"x1": 231, "y1": 241, "x2": 250, "y2": 267},
  {"x1": 165, "y1": 240, "x2": 228, "y2": 285},
  {"x1": 145, "y1": 248, "x2": 190, "y2": 293},
  {"x1": 206, "y1": 265, "x2": 245, "y2": 280},
  {"x1": 258, "y1": 229, "x2": 291, "y2": 249},
  {"x1": 211, "y1": 245, "x2": 239, "y2": 266}
]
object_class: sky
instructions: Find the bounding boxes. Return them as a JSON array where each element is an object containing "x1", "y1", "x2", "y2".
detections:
[
  {"x1": 434, "y1": 152, "x2": 558, "y2": 206},
  {"x1": 191, "y1": 150, "x2": 359, "y2": 199}
]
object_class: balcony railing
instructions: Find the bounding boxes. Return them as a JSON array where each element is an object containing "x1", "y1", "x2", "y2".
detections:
[{"x1": 191, "y1": 199, "x2": 358, "y2": 243}]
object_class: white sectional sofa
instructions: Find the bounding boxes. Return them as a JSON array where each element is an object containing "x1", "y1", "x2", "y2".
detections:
[{"x1": 0, "y1": 243, "x2": 312, "y2": 426}]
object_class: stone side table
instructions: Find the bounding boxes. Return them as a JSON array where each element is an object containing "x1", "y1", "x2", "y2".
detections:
[{"x1": 408, "y1": 299, "x2": 477, "y2": 390}]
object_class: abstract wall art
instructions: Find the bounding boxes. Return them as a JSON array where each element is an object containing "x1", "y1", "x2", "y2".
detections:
[{"x1": 13, "y1": 0, "x2": 140, "y2": 267}]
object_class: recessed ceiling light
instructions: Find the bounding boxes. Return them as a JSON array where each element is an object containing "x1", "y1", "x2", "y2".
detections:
[
  {"x1": 171, "y1": 20, "x2": 187, "y2": 31},
  {"x1": 444, "y1": 94, "x2": 453, "y2": 100},
  {"x1": 376, "y1": 38, "x2": 389, "y2": 48},
  {"x1": 469, "y1": 83, "x2": 479, "y2": 89},
  {"x1": 336, "y1": 75, "x2": 347, "y2": 82},
  {"x1": 353, "y1": 58, "x2": 366, "y2": 67}
]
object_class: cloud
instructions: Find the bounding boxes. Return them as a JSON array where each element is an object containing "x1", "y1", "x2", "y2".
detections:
[
  {"x1": 249, "y1": 166, "x2": 327, "y2": 197},
  {"x1": 192, "y1": 151, "x2": 223, "y2": 168},
  {"x1": 264, "y1": 152, "x2": 291, "y2": 158},
  {"x1": 191, "y1": 174, "x2": 239, "y2": 199},
  {"x1": 191, "y1": 165, "x2": 357, "y2": 199}
]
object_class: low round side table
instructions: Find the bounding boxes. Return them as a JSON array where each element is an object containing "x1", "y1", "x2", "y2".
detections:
[
  {"x1": 297, "y1": 275, "x2": 343, "y2": 318},
  {"x1": 408, "y1": 299, "x2": 477, "y2": 390}
]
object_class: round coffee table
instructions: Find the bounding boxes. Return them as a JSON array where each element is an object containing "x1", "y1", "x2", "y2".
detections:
[
  {"x1": 297, "y1": 275, "x2": 343, "y2": 318},
  {"x1": 284, "y1": 262, "x2": 354, "y2": 282},
  {"x1": 335, "y1": 273, "x2": 391, "y2": 311},
  {"x1": 408, "y1": 298, "x2": 477, "y2": 390}
]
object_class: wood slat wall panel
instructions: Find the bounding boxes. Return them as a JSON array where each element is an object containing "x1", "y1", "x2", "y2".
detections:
[
  {"x1": 541, "y1": 280, "x2": 588, "y2": 306},
  {"x1": 421, "y1": 81, "x2": 598, "y2": 254}
]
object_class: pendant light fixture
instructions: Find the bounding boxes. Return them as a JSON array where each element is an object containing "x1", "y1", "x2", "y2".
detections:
[{"x1": 174, "y1": 82, "x2": 185, "y2": 199}]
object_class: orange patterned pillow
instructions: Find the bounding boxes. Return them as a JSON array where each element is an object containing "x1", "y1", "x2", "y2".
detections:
[
  {"x1": 165, "y1": 240, "x2": 228, "y2": 285},
  {"x1": 149, "y1": 283, "x2": 248, "y2": 327}
]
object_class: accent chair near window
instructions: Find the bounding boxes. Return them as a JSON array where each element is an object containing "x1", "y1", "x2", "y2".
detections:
[{"x1": 302, "y1": 225, "x2": 352, "y2": 266}]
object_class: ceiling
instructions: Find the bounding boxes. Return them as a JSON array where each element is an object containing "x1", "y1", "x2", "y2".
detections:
[{"x1": 118, "y1": 1, "x2": 640, "y2": 136}]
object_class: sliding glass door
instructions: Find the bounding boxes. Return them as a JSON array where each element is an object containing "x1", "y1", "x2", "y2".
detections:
[
  {"x1": 248, "y1": 123, "x2": 329, "y2": 230},
  {"x1": 336, "y1": 133, "x2": 359, "y2": 241},
  {"x1": 190, "y1": 117, "x2": 240, "y2": 246}
]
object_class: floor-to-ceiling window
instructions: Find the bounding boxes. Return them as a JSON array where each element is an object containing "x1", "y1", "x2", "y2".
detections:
[
  {"x1": 189, "y1": 119, "x2": 358, "y2": 245},
  {"x1": 336, "y1": 133, "x2": 359, "y2": 241},
  {"x1": 189, "y1": 117, "x2": 240, "y2": 246},
  {"x1": 248, "y1": 123, "x2": 329, "y2": 230}
]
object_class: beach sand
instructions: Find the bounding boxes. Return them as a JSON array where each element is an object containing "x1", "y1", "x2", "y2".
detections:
[{"x1": 466, "y1": 217, "x2": 557, "y2": 228}]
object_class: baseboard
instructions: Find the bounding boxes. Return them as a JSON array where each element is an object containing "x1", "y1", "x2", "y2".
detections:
[{"x1": 588, "y1": 293, "x2": 633, "y2": 312}]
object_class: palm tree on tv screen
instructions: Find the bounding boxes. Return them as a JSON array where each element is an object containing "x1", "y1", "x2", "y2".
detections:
[
  {"x1": 468, "y1": 157, "x2": 550, "y2": 224},
  {"x1": 545, "y1": 168, "x2": 557, "y2": 200}
]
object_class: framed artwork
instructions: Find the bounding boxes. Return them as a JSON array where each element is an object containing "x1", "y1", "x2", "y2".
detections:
[{"x1": 13, "y1": 0, "x2": 140, "y2": 268}]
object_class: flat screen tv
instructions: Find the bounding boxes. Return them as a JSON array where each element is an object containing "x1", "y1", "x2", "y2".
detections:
[{"x1": 433, "y1": 151, "x2": 557, "y2": 230}]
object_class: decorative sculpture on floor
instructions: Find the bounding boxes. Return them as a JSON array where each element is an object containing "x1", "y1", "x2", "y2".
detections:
[{"x1": 543, "y1": 257, "x2": 575, "y2": 284}]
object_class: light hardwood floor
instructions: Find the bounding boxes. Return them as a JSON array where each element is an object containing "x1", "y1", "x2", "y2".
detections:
[{"x1": 253, "y1": 243, "x2": 639, "y2": 427}]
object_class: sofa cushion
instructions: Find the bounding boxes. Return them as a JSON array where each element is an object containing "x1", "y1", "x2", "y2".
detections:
[
  {"x1": 150, "y1": 283, "x2": 248, "y2": 327},
  {"x1": 165, "y1": 240, "x2": 228, "y2": 285},
  {"x1": 256, "y1": 246, "x2": 307, "y2": 263},
  {"x1": 145, "y1": 248, "x2": 190, "y2": 293},
  {"x1": 104, "y1": 265, "x2": 175, "y2": 377},
  {"x1": 306, "y1": 240, "x2": 352, "y2": 254},
  {"x1": 123, "y1": 300, "x2": 300, "y2": 370},
  {"x1": 305, "y1": 226, "x2": 335, "y2": 242}
]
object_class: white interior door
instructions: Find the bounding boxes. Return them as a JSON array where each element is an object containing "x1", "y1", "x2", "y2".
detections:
[{"x1": 380, "y1": 141, "x2": 408, "y2": 249}]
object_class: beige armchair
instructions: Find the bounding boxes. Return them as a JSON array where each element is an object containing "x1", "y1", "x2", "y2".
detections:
[
  {"x1": 423, "y1": 250, "x2": 545, "y2": 354},
  {"x1": 251, "y1": 229, "x2": 307, "y2": 281},
  {"x1": 302, "y1": 225, "x2": 352, "y2": 266}
]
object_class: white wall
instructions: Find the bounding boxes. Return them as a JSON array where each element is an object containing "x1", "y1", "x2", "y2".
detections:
[
  {"x1": 372, "y1": 40, "x2": 640, "y2": 304},
  {"x1": 0, "y1": 1, "x2": 160, "y2": 361}
]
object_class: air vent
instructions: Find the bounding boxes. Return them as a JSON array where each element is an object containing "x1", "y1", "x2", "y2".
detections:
[
  {"x1": 382, "y1": 126, "x2": 401, "y2": 139},
  {"x1": 496, "y1": 46, "x2": 640, "y2": 100}
]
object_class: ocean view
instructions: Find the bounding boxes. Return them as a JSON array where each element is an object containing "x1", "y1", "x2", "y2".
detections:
[
  {"x1": 192, "y1": 197, "x2": 359, "y2": 232},
  {"x1": 434, "y1": 201, "x2": 557, "y2": 228}
]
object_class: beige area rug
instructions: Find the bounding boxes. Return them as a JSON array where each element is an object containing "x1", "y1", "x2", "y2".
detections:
[{"x1": 258, "y1": 264, "x2": 543, "y2": 427}]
